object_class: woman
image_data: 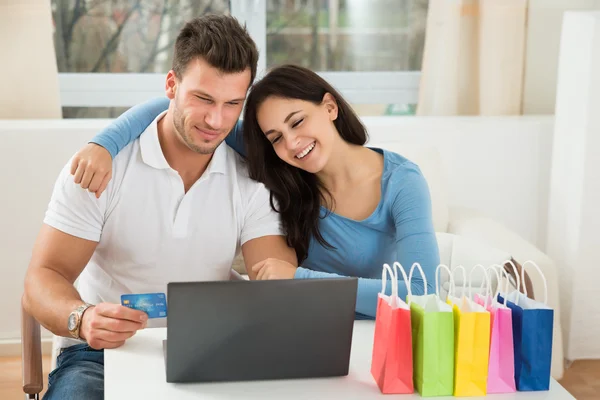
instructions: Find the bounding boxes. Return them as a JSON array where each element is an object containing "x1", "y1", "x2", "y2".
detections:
[{"x1": 71, "y1": 65, "x2": 439, "y2": 318}]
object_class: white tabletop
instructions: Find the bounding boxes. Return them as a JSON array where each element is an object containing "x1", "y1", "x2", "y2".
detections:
[{"x1": 105, "y1": 320, "x2": 573, "y2": 399}]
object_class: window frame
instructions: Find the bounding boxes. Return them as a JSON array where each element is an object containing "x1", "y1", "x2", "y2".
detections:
[{"x1": 57, "y1": 0, "x2": 421, "y2": 109}]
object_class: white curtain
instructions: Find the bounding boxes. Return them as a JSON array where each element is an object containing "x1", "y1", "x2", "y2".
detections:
[
  {"x1": 417, "y1": 0, "x2": 527, "y2": 116},
  {"x1": 0, "y1": 0, "x2": 62, "y2": 118}
]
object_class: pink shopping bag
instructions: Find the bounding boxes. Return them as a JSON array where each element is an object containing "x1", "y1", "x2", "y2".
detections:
[{"x1": 474, "y1": 265, "x2": 516, "y2": 394}]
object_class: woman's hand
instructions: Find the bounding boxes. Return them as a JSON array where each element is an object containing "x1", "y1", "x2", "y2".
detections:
[
  {"x1": 251, "y1": 258, "x2": 297, "y2": 280},
  {"x1": 70, "y1": 144, "x2": 113, "y2": 198}
]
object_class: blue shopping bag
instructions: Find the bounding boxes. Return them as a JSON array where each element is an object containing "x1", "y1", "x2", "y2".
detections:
[{"x1": 499, "y1": 261, "x2": 553, "y2": 391}]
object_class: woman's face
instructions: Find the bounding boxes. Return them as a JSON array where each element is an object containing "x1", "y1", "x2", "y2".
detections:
[{"x1": 256, "y1": 95, "x2": 339, "y2": 173}]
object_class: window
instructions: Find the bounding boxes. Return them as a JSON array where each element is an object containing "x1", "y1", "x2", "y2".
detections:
[
  {"x1": 53, "y1": 0, "x2": 229, "y2": 74},
  {"x1": 52, "y1": 0, "x2": 229, "y2": 117},
  {"x1": 266, "y1": 0, "x2": 426, "y2": 71},
  {"x1": 53, "y1": 0, "x2": 427, "y2": 117}
]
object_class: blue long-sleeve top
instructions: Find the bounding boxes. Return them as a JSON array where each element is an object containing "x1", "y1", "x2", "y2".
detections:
[{"x1": 90, "y1": 97, "x2": 440, "y2": 318}]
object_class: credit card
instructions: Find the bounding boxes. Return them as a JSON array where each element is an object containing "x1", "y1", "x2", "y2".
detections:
[{"x1": 121, "y1": 293, "x2": 167, "y2": 318}]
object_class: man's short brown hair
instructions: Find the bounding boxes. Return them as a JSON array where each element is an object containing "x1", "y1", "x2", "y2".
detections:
[{"x1": 172, "y1": 14, "x2": 258, "y2": 84}]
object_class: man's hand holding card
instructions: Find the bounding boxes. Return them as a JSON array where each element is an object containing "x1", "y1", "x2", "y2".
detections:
[{"x1": 80, "y1": 302, "x2": 148, "y2": 350}]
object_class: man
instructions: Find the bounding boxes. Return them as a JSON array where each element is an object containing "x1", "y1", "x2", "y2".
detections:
[{"x1": 22, "y1": 15, "x2": 296, "y2": 400}]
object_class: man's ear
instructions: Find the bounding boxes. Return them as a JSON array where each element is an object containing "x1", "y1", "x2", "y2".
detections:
[
  {"x1": 322, "y1": 93, "x2": 339, "y2": 121},
  {"x1": 165, "y1": 70, "x2": 178, "y2": 100}
]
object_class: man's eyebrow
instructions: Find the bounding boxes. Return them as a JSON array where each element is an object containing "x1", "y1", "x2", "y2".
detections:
[
  {"x1": 265, "y1": 110, "x2": 302, "y2": 136},
  {"x1": 192, "y1": 90, "x2": 213, "y2": 99},
  {"x1": 192, "y1": 91, "x2": 245, "y2": 103}
]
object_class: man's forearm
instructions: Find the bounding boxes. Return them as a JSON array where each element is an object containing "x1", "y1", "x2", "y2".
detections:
[{"x1": 23, "y1": 267, "x2": 86, "y2": 337}]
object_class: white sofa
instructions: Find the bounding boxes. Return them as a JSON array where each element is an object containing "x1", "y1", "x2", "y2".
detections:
[
  {"x1": 370, "y1": 141, "x2": 564, "y2": 380},
  {"x1": 1, "y1": 118, "x2": 563, "y2": 380}
]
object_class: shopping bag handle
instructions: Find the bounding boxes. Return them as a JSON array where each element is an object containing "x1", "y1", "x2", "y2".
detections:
[
  {"x1": 473, "y1": 265, "x2": 501, "y2": 307},
  {"x1": 393, "y1": 262, "x2": 411, "y2": 306},
  {"x1": 520, "y1": 260, "x2": 548, "y2": 305},
  {"x1": 500, "y1": 266, "x2": 512, "y2": 304},
  {"x1": 490, "y1": 264, "x2": 512, "y2": 305},
  {"x1": 475, "y1": 264, "x2": 488, "y2": 293},
  {"x1": 504, "y1": 259, "x2": 521, "y2": 294},
  {"x1": 381, "y1": 263, "x2": 398, "y2": 298},
  {"x1": 448, "y1": 265, "x2": 467, "y2": 299},
  {"x1": 487, "y1": 266, "x2": 502, "y2": 307},
  {"x1": 470, "y1": 264, "x2": 490, "y2": 308},
  {"x1": 475, "y1": 265, "x2": 501, "y2": 304},
  {"x1": 408, "y1": 262, "x2": 428, "y2": 297},
  {"x1": 435, "y1": 264, "x2": 454, "y2": 299}
]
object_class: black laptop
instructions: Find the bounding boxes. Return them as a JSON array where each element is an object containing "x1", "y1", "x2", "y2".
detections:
[{"x1": 163, "y1": 278, "x2": 358, "y2": 383}]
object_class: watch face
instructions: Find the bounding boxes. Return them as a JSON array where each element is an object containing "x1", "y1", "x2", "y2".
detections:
[{"x1": 67, "y1": 314, "x2": 77, "y2": 331}]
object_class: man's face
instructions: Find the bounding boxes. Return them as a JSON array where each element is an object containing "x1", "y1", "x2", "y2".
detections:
[{"x1": 167, "y1": 58, "x2": 251, "y2": 154}]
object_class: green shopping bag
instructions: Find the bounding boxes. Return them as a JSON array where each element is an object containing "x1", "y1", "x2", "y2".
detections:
[{"x1": 409, "y1": 263, "x2": 455, "y2": 397}]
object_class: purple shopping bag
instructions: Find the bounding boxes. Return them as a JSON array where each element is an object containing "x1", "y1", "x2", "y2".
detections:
[{"x1": 474, "y1": 265, "x2": 516, "y2": 394}]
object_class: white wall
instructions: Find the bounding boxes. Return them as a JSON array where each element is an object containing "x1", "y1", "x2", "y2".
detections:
[
  {"x1": 546, "y1": 11, "x2": 600, "y2": 361},
  {"x1": 523, "y1": 0, "x2": 600, "y2": 114},
  {"x1": 0, "y1": 0, "x2": 61, "y2": 119},
  {"x1": 0, "y1": 120, "x2": 99, "y2": 354},
  {"x1": 363, "y1": 115, "x2": 554, "y2": 248},
  {"x1": 0, "y1": 116, "x2": 554, "y2": 354}
]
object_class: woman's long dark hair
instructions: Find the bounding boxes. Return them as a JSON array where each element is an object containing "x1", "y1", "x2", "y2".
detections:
[{"x1": 243, "y1": 65, "x2": 368, "y2": 263}]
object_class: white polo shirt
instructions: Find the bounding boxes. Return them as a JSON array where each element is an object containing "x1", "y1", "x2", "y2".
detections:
[{"x1": 44, "y1": 112, "x2": 282, "y2": 344}]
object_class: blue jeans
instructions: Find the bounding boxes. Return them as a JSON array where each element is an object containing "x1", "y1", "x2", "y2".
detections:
[{"x1": 43, "y1": 344, "x2": 104, "y2": 400}]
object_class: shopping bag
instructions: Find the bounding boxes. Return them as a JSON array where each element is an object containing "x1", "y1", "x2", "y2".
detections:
[
  {"x1": 499, "y1": 261, "x2": 553, "y2": 391},
  {"x1": 447, "y1": 265, "x2": 491, "y2": 397},
  {"x1": 410, "y1": 263, "x2": 454, "y2": 397},
  {"x1": 371, "y1": 262, "x2": 413, "y2": 394},
  {"x1": 474, "y1": 265, "x2": 516, "y2": 394}
]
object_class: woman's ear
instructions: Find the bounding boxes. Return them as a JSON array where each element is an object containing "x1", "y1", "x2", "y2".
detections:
[{"x1": 322, "y1": 93, "x2": 339, "y2": 121}]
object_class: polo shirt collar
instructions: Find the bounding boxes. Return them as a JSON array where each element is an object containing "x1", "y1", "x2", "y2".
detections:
[{"x1": 140, "y1": 111, "x2": 228, "y2": 175}]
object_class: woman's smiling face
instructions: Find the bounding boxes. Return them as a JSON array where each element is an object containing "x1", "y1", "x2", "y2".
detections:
[{"x1": 257, "y1": 94, "x2": 339, "y2": 173}]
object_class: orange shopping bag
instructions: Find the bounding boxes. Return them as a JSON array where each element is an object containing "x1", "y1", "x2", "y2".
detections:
[{"x1": 371, "y1": 262, "x2": 414, "y2": 394}]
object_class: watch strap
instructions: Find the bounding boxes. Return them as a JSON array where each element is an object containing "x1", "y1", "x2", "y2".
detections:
[{"x1": 70, "y1": 302, "x2": 94, "y2": 340}]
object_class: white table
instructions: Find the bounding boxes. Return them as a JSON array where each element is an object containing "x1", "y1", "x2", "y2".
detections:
[{"x1": 105, "y1": 321, "x2": 574, "y2": 399}]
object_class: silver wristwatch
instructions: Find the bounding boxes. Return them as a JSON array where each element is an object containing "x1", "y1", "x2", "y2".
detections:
[{"x1": 67, "y1": 303, "x2": 94, "y2": 340}]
